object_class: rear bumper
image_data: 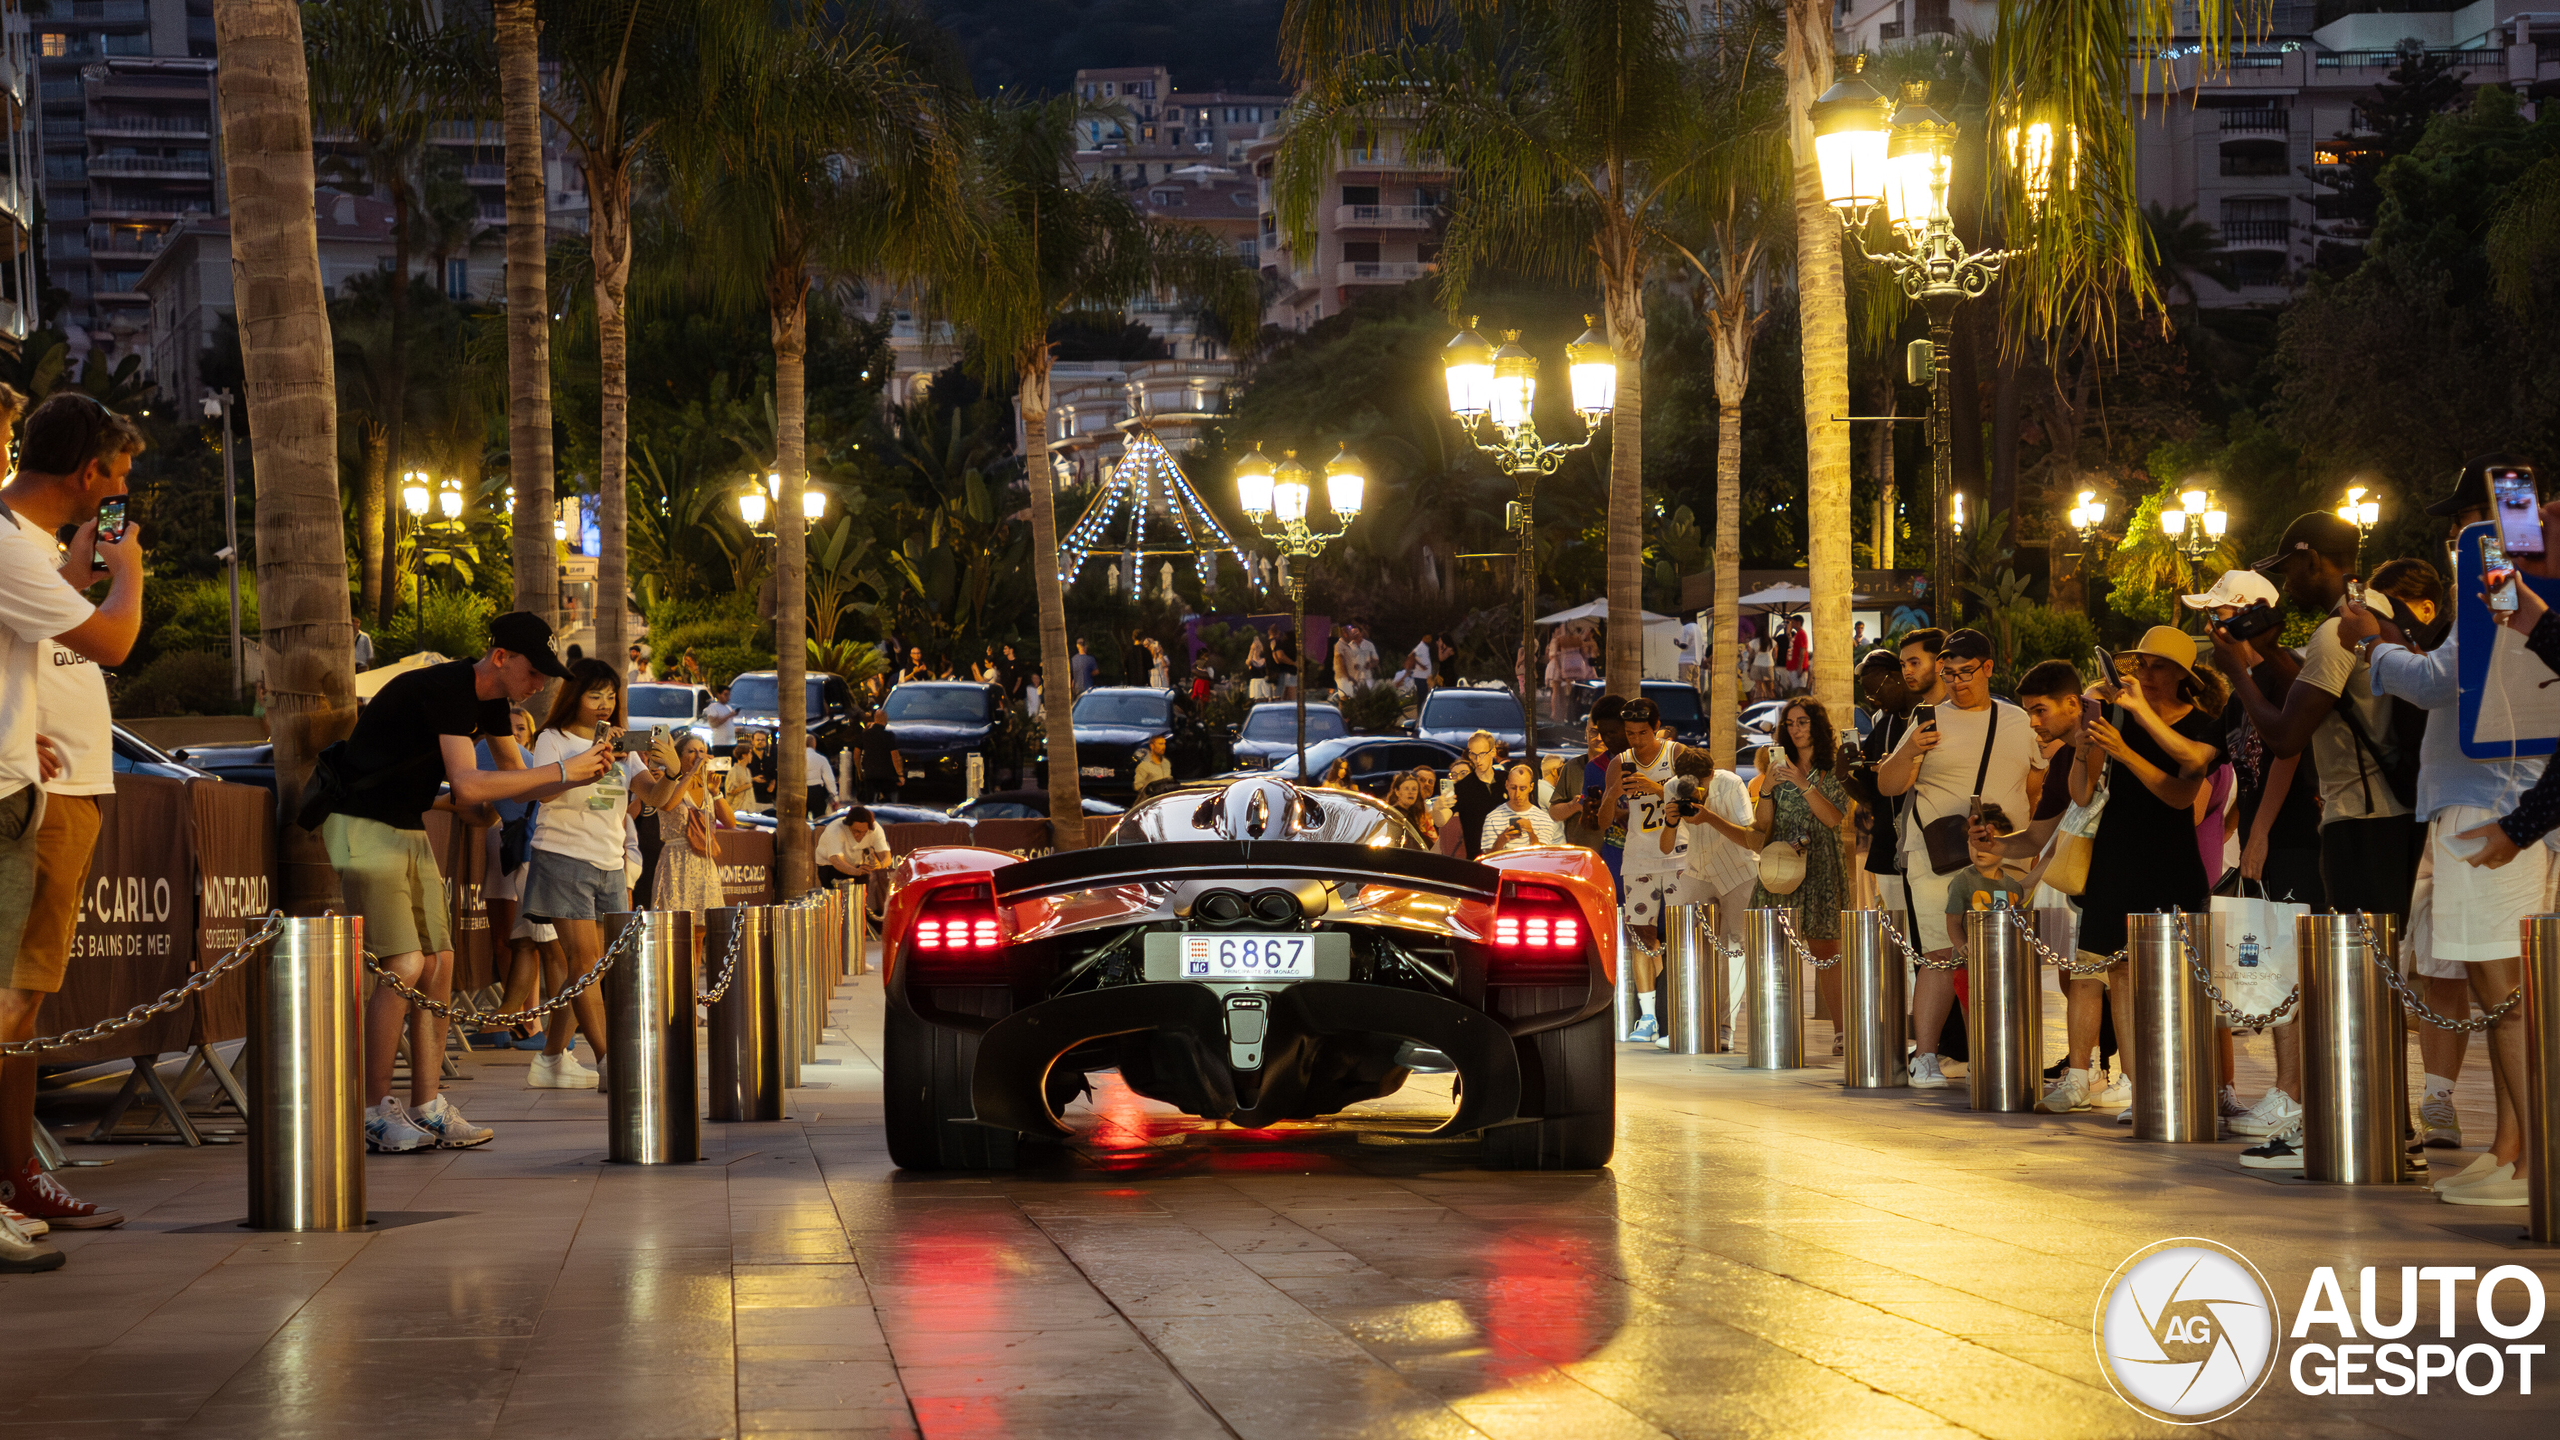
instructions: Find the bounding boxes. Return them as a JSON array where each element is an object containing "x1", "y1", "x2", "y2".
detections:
[{"x1": 959, "y1": 981, "x2": 1524, "y2": 1139}]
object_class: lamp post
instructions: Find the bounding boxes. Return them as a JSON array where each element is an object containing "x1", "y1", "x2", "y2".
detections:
[
  {"x1": 2065, "y1": 489, "x2": 2109, "y2": 554},
  {"x1": 1813, "y1": 58, "x2": 2065, "y2": 627},
  {"x1": 2337, "y1": 484, "x2": 2380, "y2": 568},
  {"x1": 399, "y1": 472, "x2": 474, "y2": 638},
  {"x1": 2159, "y1": 486, "x2": 2229, "y2": 626},
  {"x1": 736, "y1": 468, "x2": 826, "y2": 539},
  {"x1": 1441, "y1": 316, "x2": 1615, "y2": 776},
  {"x1": 1237, "y1": 444, "x2": 1364, "y2": 782},
  {"x1": 201, "y1": 389, "x2": 240, "y2": 700}
]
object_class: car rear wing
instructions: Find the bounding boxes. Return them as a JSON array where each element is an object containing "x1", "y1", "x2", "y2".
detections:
[{"x1": 987, "y1": 840, "x2": 1500, "y2": 905}]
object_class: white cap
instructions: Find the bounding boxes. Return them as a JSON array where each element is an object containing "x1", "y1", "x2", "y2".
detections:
[{"x1": 2180, "y1": 570, "x2": 2281, "y2": 611}]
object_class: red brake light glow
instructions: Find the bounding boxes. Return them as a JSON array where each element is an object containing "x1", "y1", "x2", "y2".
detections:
[
  {"x1": 1487, "y1": 881, "x2": 1587, "y2": 984},
  {"x1": 907, "y1": 881, "x2": 1007, "y2": 978}
]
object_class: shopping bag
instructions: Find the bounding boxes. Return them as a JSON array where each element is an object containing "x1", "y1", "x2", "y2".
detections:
[
  {"x1": 2209, "y1": 887, "x2": 2307, "y2": 1022},
  {"x1": 2040, "y1": 785, "x2": 2106, "y2": 896}
]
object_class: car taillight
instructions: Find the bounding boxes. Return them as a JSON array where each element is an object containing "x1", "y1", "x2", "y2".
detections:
[
  {"x1": 906, "y1": 881, "x2": 1008, "y2": 981},
  {"x1": 1487, "y1": 881, "x2": 1588, "y2": 985}
]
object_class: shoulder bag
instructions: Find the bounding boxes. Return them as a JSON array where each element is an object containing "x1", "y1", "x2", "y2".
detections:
[{"x1": 1919, "y1": 704, "x2": 1999, "y2": 877}]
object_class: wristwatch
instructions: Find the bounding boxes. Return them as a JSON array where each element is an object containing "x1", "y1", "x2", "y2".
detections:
[{"x1": 2353, "y1": 634, "x2": 2387, "y2": 663}]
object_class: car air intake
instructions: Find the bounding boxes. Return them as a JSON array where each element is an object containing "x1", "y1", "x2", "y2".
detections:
[
  {"x1": 907, "y1": 880, "x2": 1007, "y2": 982},
  {"x1": 1487, "y1": 879, "x2": 1586, "y2": 985}
]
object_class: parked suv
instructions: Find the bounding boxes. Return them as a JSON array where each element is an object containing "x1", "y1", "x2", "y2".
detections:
[{"x1": 727, "y1": 670, "x2": 860, "y2": 760}]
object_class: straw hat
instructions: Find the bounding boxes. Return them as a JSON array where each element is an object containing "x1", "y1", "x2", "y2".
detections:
[{"x1": 2125, "y1": 625, "x2": 2203, "y2": 680}]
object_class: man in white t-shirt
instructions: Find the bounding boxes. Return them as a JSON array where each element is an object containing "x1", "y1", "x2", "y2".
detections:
[
  {"x1": 818, "y1": 806, "x2": 896, "y2": 915},
  {"x1": 1673, "y1": 754, "x2": 1757, "y2": 1044},
  {"x1": 1407, "y1": 632, "x2": 1436, "y2": 705},
  {"x1": 1676, "y1": 612, "x2": 1704, "y2": 692},
  {"x1": 0, "y1": 393, "x2": 151, "y2": 1258},
  {"x1": 701, "y1": 683, "x2": 738, "y2": 750},
  {"x1": 1875, "y1": 627, "x2": 2044, "y2": 1088}
]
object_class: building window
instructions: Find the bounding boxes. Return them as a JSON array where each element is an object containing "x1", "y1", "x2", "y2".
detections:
[
  {"x1": 1342, "y1": 241, "x2": 1381, "y2": 263},
  {"x1": 1341, "y1": 185, "x2": 1379, "y2": 205},
  {"x1": 1913, "y1": 0, "x2": 1952, "y2": 34},
  {"x1": 446, "y1": 258, "x2": 468, "y2": 299},
  {"x1": 39, "y1": 32, "x2": 66, "y2": 57}
]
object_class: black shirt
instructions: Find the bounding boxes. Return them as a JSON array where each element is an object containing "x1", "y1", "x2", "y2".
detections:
[
  {"x1": 2033, "y1": 746, "x2": 2077, "y2": 822},
  {"x1": 335, "y1": 659, "x2": 510, "y2": 831},
  {"x1": 2077, "y1": 704, "x2": 2227, "y2": 952},
  {"x1": 1860, "y1": 710, "x2": 1911, "y2": 875},
  {"x1": 2220, "y1": 696, "x2": 2320, "y2": 852},
  {"x1": 1453, "y1": 773, "x2": 1502, "y2": 859},
  {"x1": 858, "y1": 720, "x2": 899, "y2": 782}
]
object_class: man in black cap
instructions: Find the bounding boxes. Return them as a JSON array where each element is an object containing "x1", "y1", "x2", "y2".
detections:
[{"x1": 321, "y1": 611, "x2": 617, "y2": 1156}]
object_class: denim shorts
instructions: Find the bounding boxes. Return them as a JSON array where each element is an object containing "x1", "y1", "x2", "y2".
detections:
[{"x1": 521, "y1": 846, "x2": 626, "y2": 922}]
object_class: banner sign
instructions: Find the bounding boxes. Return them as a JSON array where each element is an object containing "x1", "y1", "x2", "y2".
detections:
[
  {"x1": 718, "y1": 825, "x2": 775, "y2": 907},
  {"x1": 37, "y1": 777, "x2": 197, "y2": 1067},
  {"x1": 188, "y1": 778, "x2": 273, "y2": 1046}
]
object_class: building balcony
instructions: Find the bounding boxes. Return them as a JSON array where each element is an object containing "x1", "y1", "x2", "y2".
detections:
[
  {"x1": 1338, "y1": 260, "x2": 1431, "y2": 284},
  {"x1": 2219, "y1": 109, "x2": 2288, "y2": 133},
  {"x1": 1334, "y1": 203, "x2": 1435, "y2": 228},
  {"x1": 2218, "y1": 150, "x2": 2290, "y2": 178},
  {"x1": 88, "y1": 114, "x2": 208, "y2": 138},
  {"x1": 1341, "y1": 148, "x2": 1443, "y2": 172},
  {"x1": 2219, "y1": 219, "x2": 2291, "y2": 247},
  {"x1": 88, "y1": 154, "x2": 212, "y2": 178},
  {"x1": 462, "y1": 163, "x2": 505, "y2": 184}
]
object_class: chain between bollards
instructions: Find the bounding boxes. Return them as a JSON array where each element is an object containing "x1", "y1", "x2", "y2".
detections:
[
  {"x1": 698, "y1": 904, "x2": 752, "y2": 1004},
  {"x1": 1773, "y1": 909, "x2": 1841, "y2": 970},
  {"x1": 2001, "y1": 908, "x2": 2125, "y2": 976},
  {"x1": 2343, "y1": 912, "x2": 2518, "y2": 1033},
  {"x1": 0, "y1": 912, "x2": 288, "y2": 1055},
  {"x1": 1879, "y1": 913, "x2": 1965, "y2": 970},
  {"x1": 362, "y1": 908, "x2": 644, "y2": 1026}
]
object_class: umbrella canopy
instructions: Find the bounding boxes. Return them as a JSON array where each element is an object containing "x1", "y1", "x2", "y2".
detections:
[
  {"x1": 1736, "y1": 584, "x2": 1876, "y2": 611},
  {"x1": 355, "y1": 650, "x2": 451, "y2": 700},
  {"x1": 1535, "y1": 599, "x2": 1675, "y2": 626}
]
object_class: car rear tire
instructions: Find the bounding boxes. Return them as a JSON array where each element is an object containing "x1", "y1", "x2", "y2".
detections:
[
  {"x1": 882, "y1": 1000, "x2": 1021, "y2": 1171},
  {"x1": 1481, "y1": 1005, "x2": 1615, "y2": 1171}
]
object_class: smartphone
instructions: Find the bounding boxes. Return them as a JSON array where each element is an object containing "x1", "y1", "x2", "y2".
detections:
[
  {"x1": 2483, "y1": 534, "x2": 2521, "y2": 613},
  {"x1": 95, "y1": 494, "x2": 129, "y2": 544},
  {"x1": 2345, "y1": 577, "x2": 2366, "y2": 608},
  {"x1": 649, "y1": 723, "x2": 671, "y2": 750},
  {"x1": 2491, "y1": 465, "x2": 2544, "y2": 555},
  {"x1": 1911, "y1": 703, "x2": 1937, "y2": 731},
  {"x1": 2092, "y1": 644, "x2": 2118, "y2": 681},
  {"x1": 2080, "y1": 695, "x2": 2103, "y2": 725}
]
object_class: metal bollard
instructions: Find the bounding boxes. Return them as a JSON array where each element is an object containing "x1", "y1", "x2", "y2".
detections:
[
  {"x1": 2299, "y1": 912, "x2": 2409, "y2": 1185},
  {"x1": 1663, "y1": 903, "x2": 1714, "y2": 1055},
  {"x1": 248, "y1": 914, "x2": 366, "y2": 1231},
  {"x1": 2128, "y1": 912, "x2": 2219, "y2": 1143},
  {"x1": 1840, "y1": 910, "x2": 1905, "y2": 1088},
  {"x1": 2525, "y1": 916, "x2": 2560, "y2": 1242},
  {"x1": 798, "y1": 903, "x2": 826, "y2": 1051},
  {"x1": 1744, "y1": 909, "x2": 1802, "y2": 1070},
  {"x1": 1614, "y1": 915, "x2": 1643, "y2": 1042},
  {"x1": 1964, "y1": 908, "x2": 2040, "y2": 1113},
  {"x1": 602, "y1": 910, "x2": 700, "y2": 1164},
  {"x1": 707, "y1": 906, "x2": 780, "y2": 1123},
  {"x1": 768, "y1": 904, "x2": 800, "y2": 1085},
  {"x1": 850, "y1": 882, "x2": 872, "y2": 977}
]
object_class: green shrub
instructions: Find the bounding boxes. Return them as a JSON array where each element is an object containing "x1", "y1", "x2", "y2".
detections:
[
  {"x1": 114, "y1": 650, "x2": 244, "y2": 717},
  {"x1": 381, "y1": 588, "x2": 496, "y2": 663},
  {"x1": 647, "y1": 593, "x2": 769, "y2": 661},
  {"x1": 693, "y1": 642, "x2": 776, "y2": 690},
  {"x1": 1337, "y1": 680, "x2": 1404, "y2": 733},
  {"x1": 807, "y1": 639, "x2": 886, "y2": 686},
  {"x1": 2000, "y1": 602, "x2": 2101, "y2": 691}
]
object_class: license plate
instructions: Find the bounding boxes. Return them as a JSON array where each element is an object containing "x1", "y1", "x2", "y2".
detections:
[
  {"x1": 1081, "y1": 765, "x2": 1115, "y2": 778},
  {"x1": 1144, "y1": 930, "x2": 1350, "y2": 983},
  {"x1": 907, "y1": 768, "x2": 927, "y2": 779}
]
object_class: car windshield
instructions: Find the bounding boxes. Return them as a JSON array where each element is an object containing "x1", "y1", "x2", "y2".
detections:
[
  {"x1": 725, "y1": 676, "x2": 824, "y2": 715},
  {"x1": 1421, "y1": 691, "x2": 1523, "y2": 729},
  {"x1": 1074, "y1": 693, "x2": 1169, "y2": 728},
  {"x1": 1648, "y1": 687, "x2": 1703, "y2": 727},
  {"x1": 884, "y1": 687, "x2": 988, "y2": 723},
  {"x1": 626, "y1": 685, "x2": 697, "y2": 720},
  {"x1": 1241, "y1": 707, "x2": 1344, "y2": 742}
]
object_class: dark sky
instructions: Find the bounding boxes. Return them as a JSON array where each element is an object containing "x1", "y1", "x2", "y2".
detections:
[{"x1": 918, "y1": 0, "x2": 1289, "y2": 97}]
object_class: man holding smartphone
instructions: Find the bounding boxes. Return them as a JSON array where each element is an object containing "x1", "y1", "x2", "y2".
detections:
[{"x1": 0, "y1": 392, "x2": 150, "y2": 1263}]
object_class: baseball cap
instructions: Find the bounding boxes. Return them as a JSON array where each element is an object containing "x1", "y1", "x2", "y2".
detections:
[
  {"x1": 2181, "y1": 569, "x2": 2281, "y2": 611},
  {"x1": 2426, "y1": 453, "x2": 2534, "y2": 518},
  {"x1": 1940, "y1": 628, "x2": 1995, "y2": 663},
  {"x1": 487, "y1": 611, "x2": 570, "y2": 677},
  {"x1": 2251, "y1": 511, "x2": 2360, "y2": 571}
]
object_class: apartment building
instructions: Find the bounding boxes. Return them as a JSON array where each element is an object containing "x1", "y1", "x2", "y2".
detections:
[
  {"x1": 0, "y1": 5, "x2": 37, "y2": 346},
  {"x1": 1245, "y1": 120, "x2": 1451, "y2": 332},
  {"x1": 1834, "y1": 1, "x2": 2558, "y2": 309}
]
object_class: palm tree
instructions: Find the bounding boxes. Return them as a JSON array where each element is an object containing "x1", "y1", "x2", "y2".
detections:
[
  {"x1": 545, "y1": 0, "x2": 714, "y2": 678},
  {"x1": 1279, "y1": 0, "x2": 1721, "y2": 701},
  {"x1": 674, "y1": 6, "x2": 952, "y2": 893},
  {"x1": 1780, "y1": 0, "x2": 1859, "y2": 725},
  {"x1": 305, "y1": 0, "x2": 469, "y2": 631},
  {"x1": 935, "y1": 94, "x2": 1257, "y2": 847},
  {"x1": 214, "y1": 0, "x2": 355, "y2": 911},
  {"x1": 1662, "y1": 0, "x2": 1789, "y2": 771},
  {"x1": 496, "y1": 0, "x2": 555, "y2": 628}
]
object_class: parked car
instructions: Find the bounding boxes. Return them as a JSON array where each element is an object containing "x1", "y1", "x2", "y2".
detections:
[
  {"x1": 734, "y1": 802, "x2": 951, "y2": 832},
  {"x1": 1220, "y1": 735, "x2": 1465, "y2": 797},
  {"x1": 1047, "y1": 687, "x2": 1229, "y2": 799},
  {"x1": 627, "y1": 682, "x2": 716, "y2": 746},
  {"x1": 1230, "y1": 701, "x2": 1349, "y2": 772},
  {"x1": 1571, "y1": 680, "x2": 1710, "y2": 747},
  {"x1": 879, "y1": 681, "x2": 1014, "y2": 796},
  {"x1": 166, "y1": 736, "x2": 269, "y2": 789},
  {"x1": 727, "y1": 670, "x2": 860, "y2": 760},
  {"x1": 120, "y1": 726, "x2": 218, "y2": 782},
  {"x1": 1411, "y1": 685, "x2": 1529, "y2": 754},
  {"x1": 950, "y1": 790, "x2": 1125, "y2": 821}
]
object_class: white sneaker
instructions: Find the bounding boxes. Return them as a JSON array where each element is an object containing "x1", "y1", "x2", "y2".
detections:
[
  {"x1": 364, "y1": 1097, "x2": 434, "y2": 1153},
  {"x1": 2230, "y1": 1090, "x2": 2302, "y2": 1137},
  {"x1": 0, "y1": 1210, "x2": 62, "y2": 1273},
  {"x1": 1909, "y1": 1054, "x2": 1947, "y2": 1089},
  {"x1": 2418, "y1": 1096, "x2": 2462, "y2": 1149},
  {"x1": 526, "y1": 1052, "x2": 597, "y2": 1090},
  {"x1": 2439, "y1": 1166, "x2": 2526, "y2": 1207},
  {"x1": 2115, "y1": 1105, "x2": 2135, "y2": 1125},
  {"x1": 0, "y1": 1203, "x2": 46, "y2": 1239},
  {"x1": 2036, "y1": 1072, "x2": 2091, "y2": 1114},
  {"x1": 412, "y1": 1095, "x2": 494, "y2": 1149},
  {"x1": 2432, "y1": 1152, "x2": 2502, "y2": 1193},
  {"x1": 2091, "y1": 1077, "x2": 2134, "y2": 1110}
]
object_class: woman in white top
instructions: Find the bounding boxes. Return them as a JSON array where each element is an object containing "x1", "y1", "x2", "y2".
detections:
[
  {"x1": 651, "y1": 733, "x2": 735, "y2": 973},
  {"x1": 519, "y1": 659, "x2": 685, "y2": 1088}
]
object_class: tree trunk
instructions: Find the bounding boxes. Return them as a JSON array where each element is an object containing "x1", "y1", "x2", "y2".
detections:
[
  {"x1": 1599, "y1": 231, "x2": 1645, "y2": 703},
  {"x1": 1947, "y1": 304, "x2": 1985, "y2": 525},
  {"x1": 772, "y1": 259, "x2": 812, "y2": 897},
  {"x1": 379, "y1": 183, "x2": 411, "y2": 631},
  {"x1": 1710, "y1": 386, "x2": 1743, "y2": 773},
  {"x1": 1990, "y1": 345, "x2": 2020, "y2": 534},
  {"x1": 215, "y1": 0, "x2": 353, "y2": 914},
  {"x1": 1018, "y1": 353, "x2": 1087, "y2": 849},
  {"x1": 593, "y1": 162, "x2": 632, "y2": 677},
  {"x1": 1787, "y1": 0, "x2": 1856, "y2": 731},
  {"x1": 500, "y1": 0, "x2": 555, "y2": 631},
  {"x1": 357, "y1": 415, "x2": 386, "y2": 628},
  {"x1": 1868, "y1": 369, "x2": 1895, "y2": 570}
]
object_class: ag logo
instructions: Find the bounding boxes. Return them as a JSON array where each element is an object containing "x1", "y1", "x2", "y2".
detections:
[{"x1": 2096, "y1": 1238, "x2": 2281, "y2": 1424}]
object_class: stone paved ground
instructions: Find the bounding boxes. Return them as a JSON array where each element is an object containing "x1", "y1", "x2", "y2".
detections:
[{"x1": 0, "y1": 961, "x2": 2549, "y2": 1439}]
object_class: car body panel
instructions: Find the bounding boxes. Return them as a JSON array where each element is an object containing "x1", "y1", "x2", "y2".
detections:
[
  {"x1": 1231, "y1": 702, "x2": 1348, "y2": 770},
  {"x1": 728, "y1": 670, "x2": 859, "y2": 757},
  {"x1": 1412, "y1": 686, "x2": 1529, "y2": 752}
]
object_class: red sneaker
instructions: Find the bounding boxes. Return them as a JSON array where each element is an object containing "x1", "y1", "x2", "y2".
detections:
[{"x1": 2, "y1": 1157, "x2": 124, "y2": 1230}]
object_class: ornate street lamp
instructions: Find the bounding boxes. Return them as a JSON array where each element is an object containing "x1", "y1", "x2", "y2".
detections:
[
  {"x1": 1815, "y1": 57, "x2": 2066, "y2": 626},
  {"x1": 1442, "y1": 315, "x2": 1615, "y2": 776},
  {"x1": 2160, "y1": 486, "x2": 2230, "y2": 625},
  {"x1": 1237, "y1": 443, "x2": 1364, "y2": 781},
  {"x1": 399, "y1": 471, "x2": 473, "y2": 632},
  {"x1": 2337, "y1": 483, "x2": 2380, "y2": 566},
  {"x1": 736, "y1": 468, "x2": 826, "y2": 538},
  {"x1": 2066, "y1": 489, "x2": 2109, "y2": 550}
]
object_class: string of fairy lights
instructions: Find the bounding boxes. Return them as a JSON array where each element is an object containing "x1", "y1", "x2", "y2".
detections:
[{"x1": 1056, "y1": 423, "x2": 1257, "y2": 592}]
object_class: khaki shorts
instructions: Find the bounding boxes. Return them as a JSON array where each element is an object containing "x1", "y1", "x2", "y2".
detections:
[
  {"x1": 323, "y1": 813, "x2": 450, "y2": 958},
  {"x1": 0, "y1": 794, "x2": 102, "y2": 994}
]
